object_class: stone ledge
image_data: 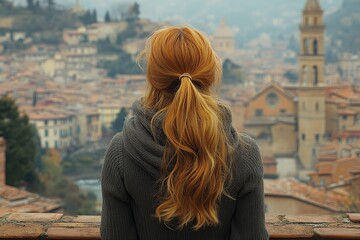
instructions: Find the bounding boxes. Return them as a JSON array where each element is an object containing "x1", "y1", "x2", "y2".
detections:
[{"x1": 0, "y1": 213, "x2": 359, "y2": 239}]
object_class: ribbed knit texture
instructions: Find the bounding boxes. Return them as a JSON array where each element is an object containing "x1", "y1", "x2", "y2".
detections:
[{"x1": 101, "y1": 100, "x2": 269, "y2": 240}]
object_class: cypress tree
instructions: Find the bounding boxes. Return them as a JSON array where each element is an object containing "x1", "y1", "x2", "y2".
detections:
[{"x1": 0, "y1": 96, "x2": 39, "y2": 187}]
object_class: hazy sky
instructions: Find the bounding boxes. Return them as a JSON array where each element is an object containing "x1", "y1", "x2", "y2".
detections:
[{"x1": 13, "y1": 0, "x2": 343, "y2": 40}]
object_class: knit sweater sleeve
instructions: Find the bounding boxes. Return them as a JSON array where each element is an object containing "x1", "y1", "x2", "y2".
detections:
[
  {"x1": 100, "y1": 133, "x2": 138, "y2": 240},
  {"x1": 230, "y1": 137, "x2": 269, "y2": 240}
]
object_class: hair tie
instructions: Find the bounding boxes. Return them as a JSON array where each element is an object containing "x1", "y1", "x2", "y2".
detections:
[{"x1": 179, "y1": 73, "x2": 192, "y2": 81}]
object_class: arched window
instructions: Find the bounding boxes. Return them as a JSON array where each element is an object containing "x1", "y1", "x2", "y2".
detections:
[
  {"x1": 304, "y1": 38, "x2": 311, "y2": 55},
  {"x1": 313, "y1": 66, "x2": 318, "y2": 85},
  {"x1": 313, "y1": 39, "x2": 318, "y2": 55}
]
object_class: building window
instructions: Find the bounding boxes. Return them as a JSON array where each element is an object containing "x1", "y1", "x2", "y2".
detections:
[
  {"x1": 280, "y1": 109, "x2": 287, "y2": 114},
  {"x1": 302, "y1": 101, "x2": 306, "y2": 111},
  {"x1": 312, "y1": 148, "x2": 316, "y2": 157},
  {"x1": 315, "y1": 102, "x2": 319, "y2": 112},
  {"x1": 338, "y1": 137, "x2": 342, "y2": 143},
  {"x1": 45, "y1": 129, "x2": 48, "y2": 137},
  {"x1": 44, "y1": 120, "x2": 48, "y2": 126},
  {"x1": 313, "y1": 66, "x2": 318, "y2": 86},
  {"x1": 55, "y1": 141, "x2": 58, "y2": 148},
  {"x1": 304, "y1": 38, "x2": 311, "y2": 55},
  {"x1": 255, "y1": 109, "x2": 263, "y2": 116},
  {"x1": 343, "y1": 115, "x2": 347, "y2": 120},
  {"x1": 266, "y1": 93, "x2": 278, "y2": 106},
  {"x1": 314, "y1": 17, "x2": 318, "y2": 25},
  {"x1": 302, "y1": 134, "x2": 306, "y2": 141},
  {"x1": 45, "y1": 141, "x2": 49, "y2": 149},
  {"x1": 54, "y1": 129, "x2": 57, "y2": 135},
  {"x1": 315, "y1": 134, "x2": 320, "y2": 143},
  {"x1": 305, "y1": 17, "x2": 309, "y2": 25},
  {"x1": 313, "y1": 39, "x2": 318, "y2": 55}
]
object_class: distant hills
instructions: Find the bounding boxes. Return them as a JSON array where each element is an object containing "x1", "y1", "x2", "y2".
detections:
[
  {"x1": 13, "y1": 0, "x2": 342, "y2": 40},
  {"x1": 327, "y1": 0, "x2": 360, "y2": 53}
]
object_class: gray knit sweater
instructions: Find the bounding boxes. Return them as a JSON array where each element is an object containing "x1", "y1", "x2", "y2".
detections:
[{"x1": 101, "y1": 100, "x2": 269, "y2": 240}]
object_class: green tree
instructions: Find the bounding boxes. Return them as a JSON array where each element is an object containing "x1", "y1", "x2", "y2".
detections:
[
  {"x1": 48, "y1": 177, "x2": 98, "y2": 215},
  {"x1": 0, "y1": 96, "x2": 38, "y2": 187},
  {"x1": 111, "y1": 107, "x2": 128, "y2": 133},
  {"x1": 105, "y1": 10, "x2": 111, "y2": 22},
  {"x1": 80, "y1": 10, "x2": 93, "y2": 25},
  {"x1": 131, "y1": 2, "x2": 140, "y2": 19},
  {"x1": 27, "y1": 0, "x2": 35, "y2": 10},
  {"x1": 222, "y1": 59, "x2": 244, "y2": 85},
  {"x1": 283, "y1": 71, "x2": 298, "y2": 83},
  {"x1": 38, "y1": 149, "x2": 62, "y2": 186},
  {"x1": 92, "y1": 9, "x2": 97, "y2": 23},
  {"x1": 47, "y1": 0, "x2": 55, "y2": 10}
]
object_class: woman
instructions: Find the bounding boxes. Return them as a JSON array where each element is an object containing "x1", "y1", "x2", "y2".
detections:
[{"x1": 101, "y1": 26, "x2": 269, "y2": 240}]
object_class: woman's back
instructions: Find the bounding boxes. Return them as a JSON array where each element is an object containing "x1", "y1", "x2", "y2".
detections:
[{"x1": 101, "y1": 26, "x2": 268, "y2": 239}]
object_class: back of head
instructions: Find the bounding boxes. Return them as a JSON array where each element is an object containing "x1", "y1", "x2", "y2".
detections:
[{"x1": 140, "y1": 26, "x2": 231, "y2": 230}]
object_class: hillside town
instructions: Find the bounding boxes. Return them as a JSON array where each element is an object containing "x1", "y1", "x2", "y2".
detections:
[{"x1": 0, "y1": 0, "x2": 359, "y2": 215}]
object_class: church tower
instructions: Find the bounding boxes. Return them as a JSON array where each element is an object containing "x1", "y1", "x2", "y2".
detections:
[{"x1": 298, "y1": 0, "x2": 326, "y2": 170}]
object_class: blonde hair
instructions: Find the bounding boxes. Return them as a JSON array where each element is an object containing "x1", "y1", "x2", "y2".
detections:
[{"x1": 140, "y1": 26, "x2": 232, "y2": 230}]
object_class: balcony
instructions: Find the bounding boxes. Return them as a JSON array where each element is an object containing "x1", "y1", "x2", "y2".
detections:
[{"x1": 0, "y1": 213, "x2": 359, "y2": 239}]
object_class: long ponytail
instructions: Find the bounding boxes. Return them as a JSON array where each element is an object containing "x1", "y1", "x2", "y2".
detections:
[{"x1": 141, "y1": 26, "x2": 232, "y2": 230}]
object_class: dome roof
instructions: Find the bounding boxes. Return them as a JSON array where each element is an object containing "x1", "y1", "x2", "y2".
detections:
[{"x1": 214, "y1": 19, "x2": 234, "y2": 38}]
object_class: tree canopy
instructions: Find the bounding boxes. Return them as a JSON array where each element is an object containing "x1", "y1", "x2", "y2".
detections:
[
  {"x1": 0, "y1": 96, "x2": 39, "y2": 188},
  {"x1": 222, "y1": 59, "x2": 245, "y2": 85},
  {"x1": 111, "y1": 108, "x2": 128, "y2": 133}
]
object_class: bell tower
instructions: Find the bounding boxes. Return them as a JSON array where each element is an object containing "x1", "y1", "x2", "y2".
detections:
[
  {"x1": 299, "y1": 0, "x2": 325, "y2": 86},
  {"x1": 298, "y1": 0, "x2": 326, "y2": 170}
]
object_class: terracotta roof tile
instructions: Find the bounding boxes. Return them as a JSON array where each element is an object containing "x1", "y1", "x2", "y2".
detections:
[
  {"x1": 267, "y1": 224, "x2": 315, "y2": 238},
  {"x1": 46, "y1": 227, "x2": 100, "y2": 239},
  {"x1": 265, "y1": 179, "x2": 347, "y2": 212},
  {"x1": 7, "y1": 213, "x2": 63, "y2": 222},
  {"x1": 285, "y1": 215, "x2": 339, "y2": 223},
  {"x1": 314, "y1": 228, "x2": 360, "y2": 239},
  {"x1": 0, "y1": 223, "x2": 43, "y2": 239},
  {"x1": 348, "y1": 213, "x2": 360, "y2": 223}
]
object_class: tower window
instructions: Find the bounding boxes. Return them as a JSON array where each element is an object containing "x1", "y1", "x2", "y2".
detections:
[
  {"x1": 302, "y1": 66, "x2": 308, "y2": 84},
  {"x1": 313, "y1": 66, "x2": 318, "y2": 86},
  {"x1": 255, "y1": 109, "x2": 263, "y2": 116},
  {"x1": 313, "y1": 39, "x2": 318, "y2": 55},
  {"x1": 312, "y1": 148, "x2": 316, "y2": 157},
  {"x1": 305, "y1": 17, "x2": 309, "y2": 25},
  {"x1": 314, "y1": 17, "x2": 318, "y2": 25},
  {"x1": 304, "y1": 38, "x2": 311, "y2": 55}
]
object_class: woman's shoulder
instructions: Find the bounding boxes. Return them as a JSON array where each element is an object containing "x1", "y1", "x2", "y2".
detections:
[
  {"x1": 233, "y1": 133, "x2": 263, "y2": 177},
  {"x1": 103, "y1": 132, "x2": 125, "y2": 172}
]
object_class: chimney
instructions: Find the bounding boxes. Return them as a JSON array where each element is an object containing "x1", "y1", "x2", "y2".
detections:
[{"x1": 0, "y1": 137, "x2": 6, "y2": 186}]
